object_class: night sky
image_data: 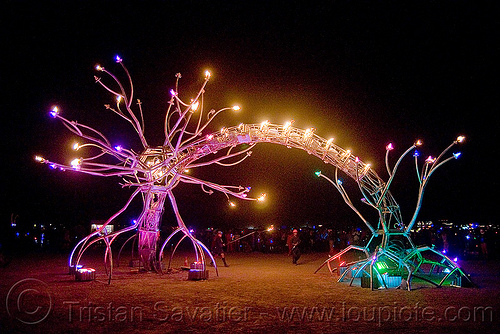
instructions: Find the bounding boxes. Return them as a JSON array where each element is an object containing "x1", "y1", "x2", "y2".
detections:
[{"x1": 2, "y1": 1, "x2": 497, "y2": 232}]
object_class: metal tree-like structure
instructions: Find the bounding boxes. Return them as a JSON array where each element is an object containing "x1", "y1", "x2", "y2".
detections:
[
  {"x1": 313, "y1": 137, "x2": 472, "y2": 290},
  {"x1": 36, "y1": 57, "x2": 471, "y2": 289},
  {"x1": 36, "y1": 57, "x2": 266, "y2": 280}
]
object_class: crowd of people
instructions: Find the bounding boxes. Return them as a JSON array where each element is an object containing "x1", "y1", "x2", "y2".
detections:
[
  {"x1": 2, "y1": 218, "x2": 498, "y2": 267},
  {"x1": 192, "y1": 223, "x2": 499, "y2": 265}
]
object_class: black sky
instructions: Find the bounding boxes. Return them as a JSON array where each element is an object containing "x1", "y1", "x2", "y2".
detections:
[{"x1": 1, "y1": 1, "x2": 498, "y2": 231}]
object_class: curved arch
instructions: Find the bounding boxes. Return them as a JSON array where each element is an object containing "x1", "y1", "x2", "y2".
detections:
[{"x1": 182, "y1": 123, "x2": 396, "y2": 235}]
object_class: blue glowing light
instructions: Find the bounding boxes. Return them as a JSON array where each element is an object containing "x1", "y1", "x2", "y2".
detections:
[
  {"x1": 413, "y1": 150, "x2": 420, "y2": 157},
  {"x1": 453, "y1": 152, "x2": 462, "y2": 159},
  {"x1": 49, "y1": 107, "x2": 59, "y2": 118},
  {"x1": 315, "y1": 171, "x2": 321, "y2": 177}
]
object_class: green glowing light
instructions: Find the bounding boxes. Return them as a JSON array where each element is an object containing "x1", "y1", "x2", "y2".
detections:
[{"x1": 376, "y1": 261, "x2": 389, "y2": 270}]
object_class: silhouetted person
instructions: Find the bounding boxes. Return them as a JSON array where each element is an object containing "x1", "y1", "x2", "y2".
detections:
[
  {"x1": 291, "y1": 229, "x2": 301, "y2": 265},
  {"x1": 211, "y1": 231, "x2": 229, "y2": 267}
]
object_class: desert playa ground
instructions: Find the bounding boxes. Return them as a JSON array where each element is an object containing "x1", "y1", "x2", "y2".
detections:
[{"x1": 1, "y1": 250, "x2": 498, "y2": 333}]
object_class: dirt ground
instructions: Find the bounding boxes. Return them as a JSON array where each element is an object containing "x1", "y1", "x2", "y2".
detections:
[{"x1": 1, "y1": 250, "x2": 499, "y2": 333}]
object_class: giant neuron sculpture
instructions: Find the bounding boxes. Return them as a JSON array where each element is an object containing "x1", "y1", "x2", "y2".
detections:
[
  {"x1": 36, "y1": 56, "x2": 470, "y2": 289},
  {"x1": 35, "y1": 56, "x2": 265, "y2": 280}
]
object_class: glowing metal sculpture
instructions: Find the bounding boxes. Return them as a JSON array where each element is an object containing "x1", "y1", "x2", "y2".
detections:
[
  {"x1": 314, "y1": 136, "x2": 472, "y2": 290},
  {"x1": 36, "y1": 57, "x2": 470, "y2": 290},
  {"x1": 36, "y1": 57, "x2": 262, "y2": 281}
]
